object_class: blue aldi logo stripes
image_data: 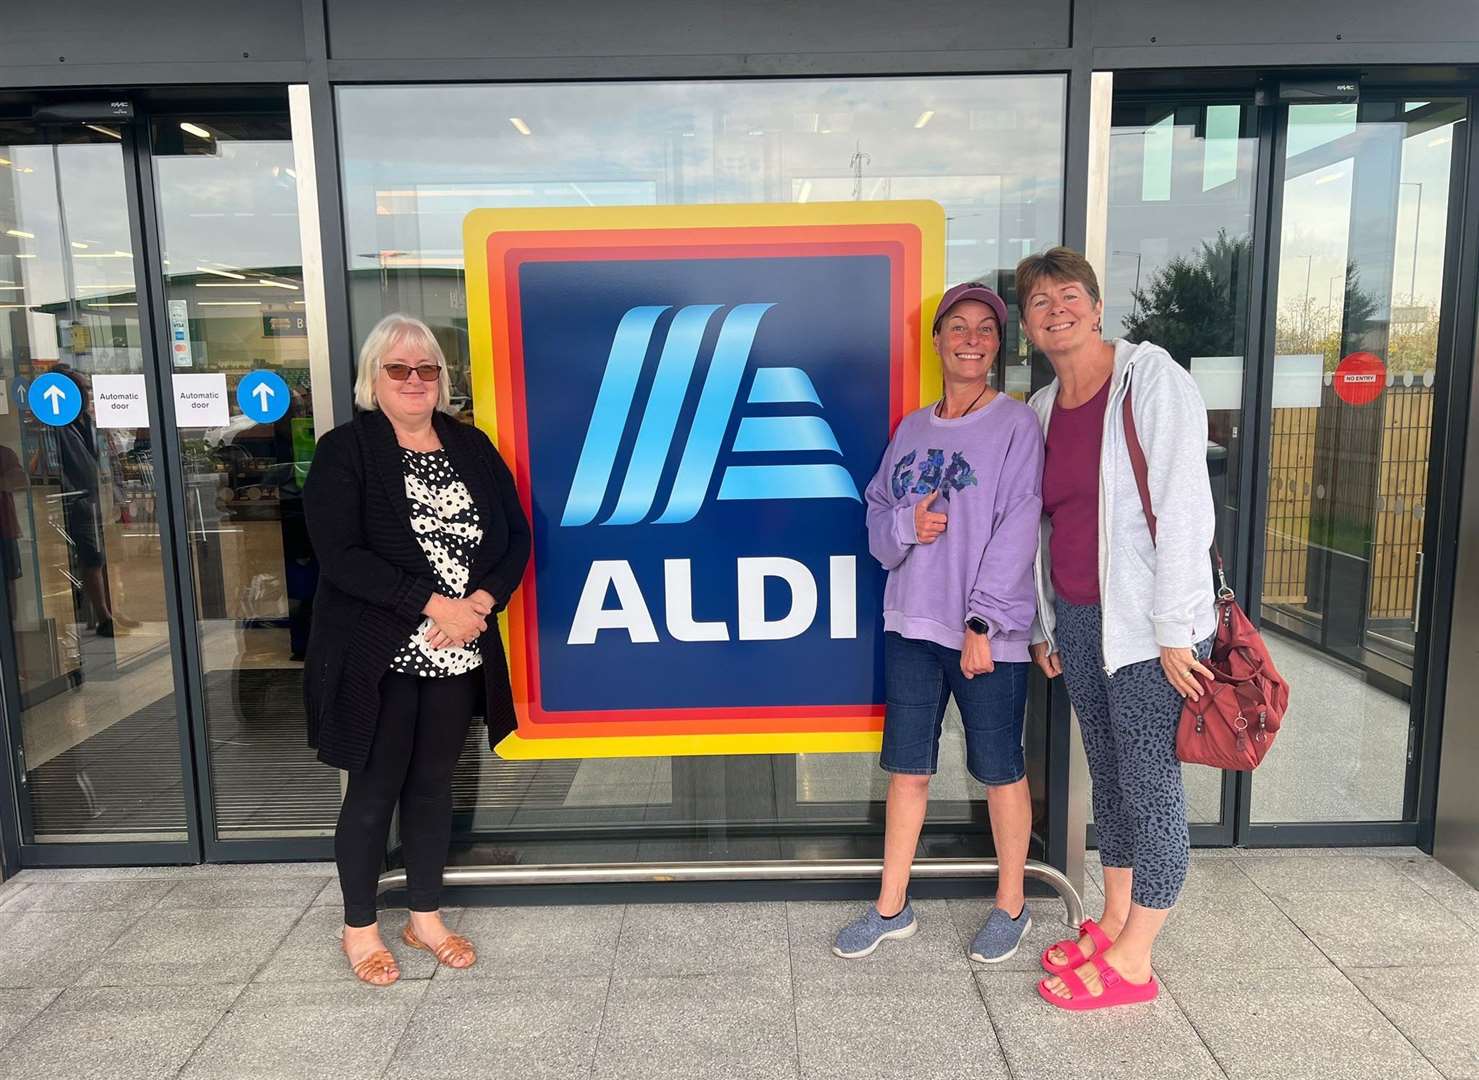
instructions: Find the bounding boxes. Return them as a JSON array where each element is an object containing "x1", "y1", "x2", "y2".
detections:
[
  {"x1": 519, "y1": 253, "x2": 890, "y2": 714},
  {"x1": 464, "y1": 201, "x2": 944, "y2": 756},
  {"x1": 561, "y1": 302, "x2": 859, "y2": 527}
]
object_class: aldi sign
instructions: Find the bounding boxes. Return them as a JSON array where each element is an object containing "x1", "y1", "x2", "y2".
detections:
[{"x1": 465, "y1": 202, "x2": 945, "y2": 759}]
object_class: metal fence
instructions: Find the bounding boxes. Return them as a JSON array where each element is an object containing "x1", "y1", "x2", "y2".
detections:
[{"x1": 1263, "y1": 383, "x2": 1431, "y2": 626}]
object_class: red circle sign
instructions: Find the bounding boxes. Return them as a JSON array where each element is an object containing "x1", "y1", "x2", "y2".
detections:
[{"x1": 1333, "y1": 352, "x2": 1386, "y2": 406}]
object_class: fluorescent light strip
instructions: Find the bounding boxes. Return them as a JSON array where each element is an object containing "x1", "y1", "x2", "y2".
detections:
[
  {"x1": 180, "y1": 122, "x2": 212, "y2": 140},
  {"x1": 198, "y1": 300, "x2": 261, "y2": 306},
  {"x1": 5, "y1": 229, "x2": 34, "y2": 240},
  {"x1": 84, "y1": 124, "x2": 121, "y2": 140},
  {"x1": 195, "y1": 266, "x2": 246, "y2": 280},
  {"x1": 509, "y1": 117, "x2": 532, "y2": 136},
  {"x1": 914, "y1": 110, "x2": 936, "y2": 129}
]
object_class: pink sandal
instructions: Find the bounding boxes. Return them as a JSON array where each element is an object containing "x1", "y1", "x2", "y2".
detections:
[
  {"x1": 1037, "y1": 953, "x2": 1158, "y2": 1011},
  {"x1": 1041, "y1": 918, "x2": 1114, "y2": 976}
]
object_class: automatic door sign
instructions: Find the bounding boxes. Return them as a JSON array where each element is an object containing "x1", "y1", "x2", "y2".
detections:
[
  {"x1": 172, "y1": 372, "x2": 229, "y2": 428},
  {"x1": 1333, "y1": 352, "x2": 1386, "y2": 406},
  {"x1": 237, "y1": 369, "x2": 291, "y2": 424},
  {"x1": 29, "y1": 371, "x2": 82, "y2": 426},
  {"x1": 465, "y1": 202, "x2": 946, "y2": 760}
]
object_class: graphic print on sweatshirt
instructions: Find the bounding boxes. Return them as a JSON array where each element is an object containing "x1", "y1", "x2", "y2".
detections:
[
  {"x1": 890, "y1": 447, "x2": 979, "y2": 501},
  {"x1": 389, "y1": 447, "x2": 486, "y2": 677}
]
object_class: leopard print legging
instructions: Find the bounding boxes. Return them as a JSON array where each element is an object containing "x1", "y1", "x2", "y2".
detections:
[{"x1": 1054, "y1": 598, "x2": 1212, "y2": 910}]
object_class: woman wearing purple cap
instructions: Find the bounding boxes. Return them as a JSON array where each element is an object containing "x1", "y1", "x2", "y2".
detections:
[{"x1": 833, "y1": 282, "x2": 1044, "y2": 963}]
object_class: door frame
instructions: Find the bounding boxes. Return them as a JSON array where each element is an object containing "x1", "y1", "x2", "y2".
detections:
[
  {"x1": 1233, "y1": 80, "x2": 1477, "y2": 849},
  {"x1": 0, "y1": 94, "x2": 339, "y2": 869}
]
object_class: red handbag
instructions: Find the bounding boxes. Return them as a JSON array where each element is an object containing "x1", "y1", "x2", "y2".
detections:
[{"x1": 1122, "y1": 389, "x2": 1289, "y2": 770}]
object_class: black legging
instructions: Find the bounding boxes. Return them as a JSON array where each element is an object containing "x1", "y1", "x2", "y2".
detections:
[{"x1": 336, "y1": 669, "x2": 478, "y2": 927}]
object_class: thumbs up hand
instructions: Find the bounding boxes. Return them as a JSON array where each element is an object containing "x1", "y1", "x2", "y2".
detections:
[{"x1": 914, "y1": 489, "x2": 948, "y2": 544}]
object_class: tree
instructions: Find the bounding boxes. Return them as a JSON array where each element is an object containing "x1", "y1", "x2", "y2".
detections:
[{"x1": 1121, "y1": 230, "x2": 1250, "y2": 363}]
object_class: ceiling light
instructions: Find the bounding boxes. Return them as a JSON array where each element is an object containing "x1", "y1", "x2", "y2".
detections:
[
  {"x1": 508, "y1": 117, "x2": 532, "y2": 136},
  {"x1": 180, "y1": 122, "x2": 212, "y2": 140},
  {"x1": 284, "y1": 167, "x2": 297, "y2": 178},
  {"x1": 84, "y1": 124, "x2": 121, "y2": 139},
  {"x1": 196, "y1": 266, "x2": 246, "y2": 280},
  {"x1": 195, "y1": 282, "x2": 263, "y2": 288},
  {"x1": 1428, "y1": 134, "x2": 1452, "y2": 147},
  {"x1": 198, "y1": 300, "x2": 262, "y2": 306},
  {"x1": 1314, "y1": 170, "x2": 1344, "y2": 185},
  {"x1": 5, "y1": 229, "x2": 34, "y2": 239},
  {"x1": 71, "y1": 241, "x2": 89, "y2": 249},
  {"x1": 914, "y1": 110, "x2": 936, "y2": 129},
  {"x1": 258, "y1": 279, "x2": 300, "y2": 290},
  {"x1": 797, "y1": 180, "x2": 813, "y2": 203},
  {"x1": 0, "y1": 158, "x2": 10, "y2": 166}
]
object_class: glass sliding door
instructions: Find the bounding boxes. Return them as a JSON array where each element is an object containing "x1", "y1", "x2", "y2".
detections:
[
  {"x1": 1103, "y1": 97, "x2": 1260, "y2": 838},
  {"x1": 1251, "y1": 97, "x2": 1466, "y2": 825},
  {"x1": 0, "y1": 121, "x2": 191, "y2": 845},
  {"x1": 149, "y1": 113, "x2": 332, "y2": 842}
]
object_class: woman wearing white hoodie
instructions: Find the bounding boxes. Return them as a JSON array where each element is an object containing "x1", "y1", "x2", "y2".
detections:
[{"x1": 1018, "y1": 247, "x2": 1217, "y2": 1011}]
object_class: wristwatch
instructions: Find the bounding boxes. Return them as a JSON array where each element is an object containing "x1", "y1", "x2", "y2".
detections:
[{"x1": 966, "y1": 616, "x2": 990, "y2": 636}]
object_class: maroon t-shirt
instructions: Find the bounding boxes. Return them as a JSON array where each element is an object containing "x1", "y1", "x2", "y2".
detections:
[{"x1": 1043, "y1": 376, "x2": 1112, "y2": 605}]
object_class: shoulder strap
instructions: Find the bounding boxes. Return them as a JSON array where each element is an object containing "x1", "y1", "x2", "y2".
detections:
[
  {"x1": 1123, "y1": 373, "x2": 1230, "y2": 581},
  {"x1": 1121, "y1": 382, "x2": 1158, "y2": 544}
]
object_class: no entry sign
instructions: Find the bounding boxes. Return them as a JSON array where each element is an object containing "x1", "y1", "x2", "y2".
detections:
[{"x1": 1333, "y1": 352, "x2": 1386, "y2": 406}]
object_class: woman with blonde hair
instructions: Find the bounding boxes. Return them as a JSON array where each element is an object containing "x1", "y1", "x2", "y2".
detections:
[{"x1": 304, "y1": 313, "x2": 529, "y2": 985}]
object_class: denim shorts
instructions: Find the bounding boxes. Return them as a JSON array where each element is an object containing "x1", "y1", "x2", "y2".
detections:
[{"x1": 879, "y1": 631, "x2": 1029, "y2": 786}]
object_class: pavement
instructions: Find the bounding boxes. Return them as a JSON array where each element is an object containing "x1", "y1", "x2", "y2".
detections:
[{"x1": 0, "y1": 847, "x2": 1474, "y2": 1079}]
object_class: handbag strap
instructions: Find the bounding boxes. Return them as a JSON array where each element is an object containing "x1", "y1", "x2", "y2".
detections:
[{"x1": 1120, "y1": 375, "x2": 1228, "y2": 580}]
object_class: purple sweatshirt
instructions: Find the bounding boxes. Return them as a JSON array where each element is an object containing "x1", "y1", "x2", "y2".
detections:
[{"x1": 864, "y1": 393, "x2": 1045, "y2": 660}]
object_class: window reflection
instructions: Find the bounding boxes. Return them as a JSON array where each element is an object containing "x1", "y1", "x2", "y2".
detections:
[
  {"x1": 337, "y1": 77, "x2": 1067, "y2": 852},
  {"x1": 151, "y1": 115, "x2": 332, "y2": 840}
]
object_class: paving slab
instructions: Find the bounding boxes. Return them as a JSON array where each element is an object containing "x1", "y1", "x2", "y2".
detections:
[
  {"x1": 453, "y1": 903, "x2": 623, "y2": 978},
  {"x1": 0, "y1": 910, "x2": 139, "y2": 988},
  {"x1": 385, "y1": 976, "x2": 607, "y2": 1080},
  {"x1": 795, "y1": 970, "x2": 1006, "y2": 1080},
  {"x1": 1235, "y1": 854, "x2": 1426, "y2": 901},
  {"x1": 1152, "y1": 889, "x2": 1329, "y2": 976},
  {"x1": 616, "y1": 901, "x2": 789, "y2": 978},
  {"x1": 0, "y1": 987, "x2": 62, "y2": 1047},
  {"x1": 179, "y1": 979, "x2": 428, "y2": 1080},
  {"x1": 593, "y1": 974, "x2": 797, "y2": 1080},
  {"x1": 1165, "y1": 965, "x2": 1443, "y2": 1080},
  {"x1": 0, "y1": 879, "x2": 175, "y2": 913},
  {"x1": 0, "y1": 983, "x2": 240, "y2": 1080},
  {"x1": 154, "y1": 876, "x2": 329, "y2": 912},
  {"x1": 977, "y1": 968, "x2": 1220, "y2": 1080},
  {"x1": 1347, "y1": 965, "x2": 1479, "y2": 1080},
  {"x1": 1271, "y1": 887, "x2": 1479, "y2": 968},
  {"x1": 253, "y1": 907, "x2": 449, "y2": 984},
  {"x1": 74, "y1": 907, "x2": 302, "y2": 987},
  {"x1": 787, "y1": 900, "x2": 970, "y2": 987}
]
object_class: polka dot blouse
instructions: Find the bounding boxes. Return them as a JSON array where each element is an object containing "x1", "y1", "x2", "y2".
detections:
[{"x1": 388, "y1": 447, "x2": 485, "y2": 678}]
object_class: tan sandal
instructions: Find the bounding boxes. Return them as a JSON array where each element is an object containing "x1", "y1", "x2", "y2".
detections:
[
  {"x1": 341, "y1": 937, "x2": 400, "y2": 986},
  {"x1": 401, "y1": 924, "x2": 477, "y2": 969}
]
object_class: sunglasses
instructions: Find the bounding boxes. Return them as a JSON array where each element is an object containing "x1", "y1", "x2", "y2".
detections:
[{"x1": 381, "y1": 362, "x2": 442, "y2": 383}]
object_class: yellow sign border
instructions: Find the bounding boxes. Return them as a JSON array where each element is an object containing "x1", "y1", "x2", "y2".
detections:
[{"x1": 463, "y1": 201, "x2": 947, "y2": 759}]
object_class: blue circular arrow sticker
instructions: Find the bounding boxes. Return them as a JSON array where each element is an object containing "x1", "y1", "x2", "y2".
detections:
[
  {"x1": 29, "y1": 372, "x2": 83, "y2": 427},
  {"x1": 236, "y1": 369, "x2": 291, "y2": 424}
]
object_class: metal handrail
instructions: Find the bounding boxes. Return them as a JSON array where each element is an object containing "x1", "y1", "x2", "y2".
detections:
[{"x1": 378, "y1": 856, "x2": 1085, "y2": 927}]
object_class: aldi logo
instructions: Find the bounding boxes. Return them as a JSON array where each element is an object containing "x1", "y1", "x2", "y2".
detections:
[{"x1": 465, "y1": 203, "x2": 945, "y2": 759}]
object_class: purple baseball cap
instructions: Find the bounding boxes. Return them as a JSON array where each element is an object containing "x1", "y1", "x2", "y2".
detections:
[{"x1": 932, "y1": 282, "x2": 1008, "y2": 335}]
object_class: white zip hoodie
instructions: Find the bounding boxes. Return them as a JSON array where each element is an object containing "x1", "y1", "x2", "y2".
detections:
[{"x1": 1028, "y1": 338, "x2": 1217, "y2": 674}]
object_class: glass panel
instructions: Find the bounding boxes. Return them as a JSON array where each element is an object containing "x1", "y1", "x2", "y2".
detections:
[
  {"x1": 150, "y1": 115, "x2": 331, "y2": 840},
  {"x1": 1254, "y1": 98, "x2": 1464, "y2": 823},
  {"x1": 337, "y1": 76, "x2": 1066, "y2": 863},
  {"x1": 0, "y1": 122, "x2": 188, "y2": 842},
  {"x1": 1104, "y1": 100, "x2": 1259, "y2": 828}
]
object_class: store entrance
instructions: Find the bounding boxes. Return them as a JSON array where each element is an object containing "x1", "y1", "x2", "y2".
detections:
[
  {"x1": 0, "y1": 93, "x2": 335, "y2": 866},
  {"x1": 1103, "y1": 78, "x2": 1471, "y2": 846}
]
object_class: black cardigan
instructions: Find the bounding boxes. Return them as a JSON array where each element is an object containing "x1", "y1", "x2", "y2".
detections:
[{"x1": 301, "y1": 409, "x2": 531, "y2": 771}]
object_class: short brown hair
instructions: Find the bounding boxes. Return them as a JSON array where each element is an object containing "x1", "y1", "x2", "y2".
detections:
[{"x1": 1015, "y1": 246, "x2": 1102, "y2": 308}]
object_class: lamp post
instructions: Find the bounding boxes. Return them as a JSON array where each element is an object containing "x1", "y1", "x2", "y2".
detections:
[
  {"x1": 1112, "y1": 249, "x2": 1143, "y2": 322},
  {"x1": 1400, "y1": 180, "x2": 1424, "y2": 306}
]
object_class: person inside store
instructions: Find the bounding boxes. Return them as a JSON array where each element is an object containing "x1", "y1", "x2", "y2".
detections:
[
  {"x1": 1020, "y1": 246, "x2": 1216, "y2": 1011},
  {"x1": 54, "y1": 364, "x2": 136, "y2": 638},
  {"x1": 835, "y1": 282, "x2": 1044, "y2": 964},
  {"x1": 303, "y1": 312, "x2": 529, "y2": 986}
]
